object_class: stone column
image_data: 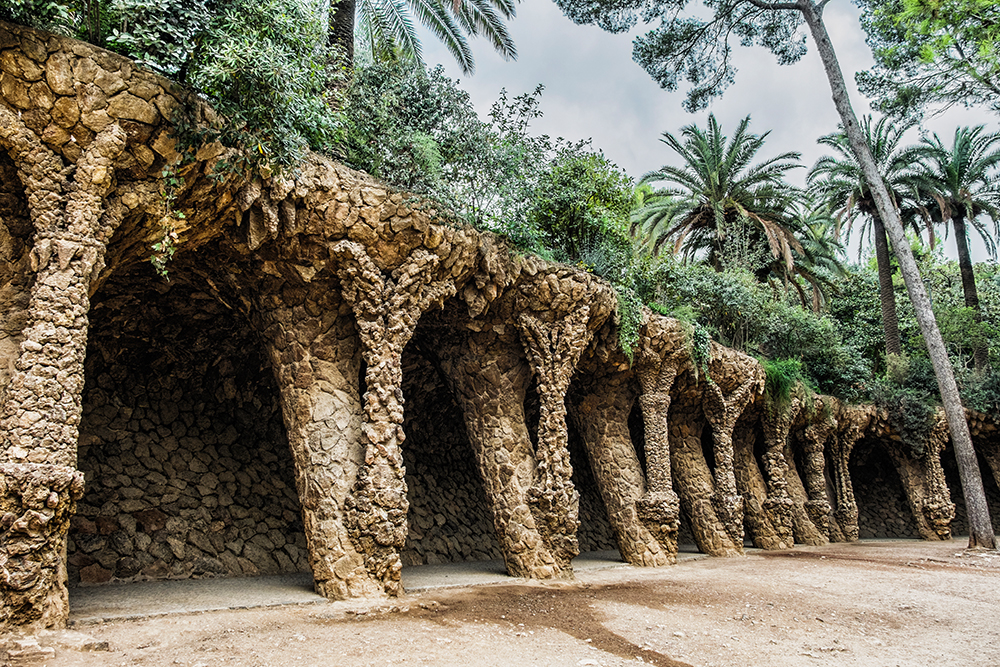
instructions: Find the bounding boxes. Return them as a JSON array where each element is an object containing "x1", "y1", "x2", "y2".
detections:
[
  {"x1": 331, "y1": 241, "x2": 456, "y2": 595},
  {"x1": 732, "y1": 415, "x2": 791, "y2": 550},
  {"x1": 798, "y1": 411, "x2": 836, "y2": 537},
  {"x1": 0, "y1": 110, "x2": 125, "y2": 630},
  {"x1": 434, "y1": 328, "x2": 561, "y2": 578},
  {"x1": 782, "y1": 440, "x2": 829, "y2": 546},
  {"x1": 759, "y1": 398, "x2": 801, "y2": 547},
  {"x1": 880, "y1": 415, "x2": 955, "y2": 541},
  {"x1": 920, "y1": 416, "x2": 956, "y2": 540},
  {"x1": 0, "y1": 113, "x2": 126, "y2": 467},
  {"x1": 517, "y1": 307, "x2": 595, "y2": 572},
  {"x1": 701, "y1": 353, "x2": 762, "y2": 547},
  {"x1": 633, "y1": 339, "x2": 687, "y2": 560},
  {"x1": 778, "y1": 406, "x2": 833, "y2": 546},
  {"x1": 828, "y1": 406, "x2": 870, "y2": 542},
  {"x1": 569, "y1": 370, "x2": 670, "y2": 567},
  {"x1": 256, "y1": 278, "x2": 381, "y2": 599},
  {"x1": 668, "y1": 392, "x2": 743, "y2": 556}
]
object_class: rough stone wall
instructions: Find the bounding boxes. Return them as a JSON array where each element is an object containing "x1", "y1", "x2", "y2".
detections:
[
  {"x1": 70, "y1": 269, "x2": 309, "y2": 584},
  {"x1": 851, "y1": 441, "x2": 921, "y2": 539},
  {"x1": 400, "y1": 344, "x2": 502, "y2": 566}
]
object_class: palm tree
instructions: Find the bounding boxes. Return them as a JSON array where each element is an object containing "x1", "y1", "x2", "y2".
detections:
[
  {"x1": 768, "y1": 201, "x2": 848, "y2": 313},
  {"x1": 631, "y1": 114, "x2": 804, "y2": 274},
  {"x1": 916, "y1": 125, "x2": 1000, "y2": 370},
  {"x1": 327, "y1": 0, "x2": 518, "y2": 75},
  {"x1": 808, "y1": 115, "x2": 927, "y2": 358}
]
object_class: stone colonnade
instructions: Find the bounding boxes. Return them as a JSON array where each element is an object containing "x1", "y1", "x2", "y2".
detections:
[{"x1": 2, "y1": 21, "x2": 1000, "y2": 633}]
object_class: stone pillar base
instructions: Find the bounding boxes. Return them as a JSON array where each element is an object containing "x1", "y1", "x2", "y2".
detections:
[
  {"x1": 635, "y1": 491, "x2": 680, "y2": 561},
  {"x1": 763, "y1": 496, "x2": 794, "y2": 546},
  {"x1": 527, "y1": 485, "x2": 579, "y2": 575},
  {"x1": 805, "y1": 499, "x2": 832, "y2": 536},
  {"x1": 1, "y1": 462, "x2": 85, "y2": 632},
  {"x1": 834, "y1": 504, "x2": 859, "y2": 542},
  {"x1": 713, "y1": 493, "x2": 745, "y2": 546}
]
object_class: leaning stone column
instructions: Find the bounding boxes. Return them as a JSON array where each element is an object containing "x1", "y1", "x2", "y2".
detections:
[
  {"x1": 760, "y1": 398, "x2": 801, "y2": 547},
  {"x1": 569, "y1": 366, "x2": 670, "y2": 567},
  {"x1": 702, "y1": 347, "x2": 763, "y2": 547},
  {"x1": 733, "y1": 414, "x2": 791, "y2": 549},
  {"x1": 669, "y1": 394, "x2": 744, "y2": 556},
  {"x1": 331, "y1": 241, "x2": 456, "y2": 595},
  {"x1": 434, "y1": 328, "x2": 560, "y2": 578},
  {"x1": 256, "y1": 280, "x2": 381, "y2": 599},
  {"x1": 920, "y1": 415, "x2": 956, "y2": 540},
  {"x1": 0, "y1": 111, "x2": 125, "y2": 630},
  {"x1": 798, "y1": 408, "x2": 837, "y2": 537},
  {"x1": 879, "y1": 414, "x2": 955, "y2": 541},
  {"x1": 782, "y1": 439, "x2": 829, "y2": 546},
  {"x1": 780, "y1": 404, "x2": 834, "y2": 546},
  {"x1": 828, "y1": 405, "x2": 870, "y2": 542}
]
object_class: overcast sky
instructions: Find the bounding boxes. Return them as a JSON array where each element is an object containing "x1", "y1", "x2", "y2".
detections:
[{"x1": 417, "y1": 0, "x2": 997, "y2": 262}]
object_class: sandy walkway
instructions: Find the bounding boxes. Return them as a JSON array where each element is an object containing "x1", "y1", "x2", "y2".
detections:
[{"x1": 28, "y1": 539, "x2": 1000, "y2": 667}]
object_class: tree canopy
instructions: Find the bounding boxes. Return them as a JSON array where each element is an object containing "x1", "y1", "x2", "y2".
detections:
[
  {"x1": 552, "y1": 0, "x2": 808, "y2": 112},
  {"x1": 334, "y1": 0, "x2": 519, "y2": 74},
  {"x1": 857, "y1": 0, "x2": 1000, "y2": 119}
]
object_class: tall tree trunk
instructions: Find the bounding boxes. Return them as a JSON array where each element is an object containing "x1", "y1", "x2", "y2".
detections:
[
  {"x1": 799, "y1": 0, "x2": 996, "y2": 549},
  {"x1": 84, "y1": 0, "x2": 101, "y2": 46},
  {"x1": 330, "y1": 0, "x2": 356, "y2": 65},
  {"x1": 952, "y1": 214, "x2": 989, "y2": 371},
  {"x1": 872, "y1": 215, "x2": 902, "y2": 356}
]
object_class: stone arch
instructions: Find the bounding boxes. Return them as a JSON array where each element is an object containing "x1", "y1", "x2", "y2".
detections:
[
  {"x1": 849, "y1": 439, "x2": 920, "y2": 539},
  {"x1": 71, "y1": 260, "x2": 309, "y2": 585}
]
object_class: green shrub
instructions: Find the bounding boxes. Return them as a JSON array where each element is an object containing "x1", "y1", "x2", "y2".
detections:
[
  {"x1": 647, "y1": 259, "x2": 869, "y2": 399},
  {"x1": 872, "y1": 382, "x2": 936, "y2": 458},
  {"x1": 184, "y1": 0, "x2": 342, "y2": 173},
  {"x1": 959, "y1": 367, "x2": 1000, "y2": 415},
  {"x1": 0, "y1": 0, "x2": 72, "y2": 32},
  {"x1": 337, "y1": 62, "x2": 481, "y2": 197},
  {"x1": 763, "y1": 358, "x2": 811, "y2": 415}
]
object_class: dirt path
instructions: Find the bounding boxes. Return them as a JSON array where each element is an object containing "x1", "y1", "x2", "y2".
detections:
[{"x1": 32, "y1": 540, "x2": 1000, "y2": 667}]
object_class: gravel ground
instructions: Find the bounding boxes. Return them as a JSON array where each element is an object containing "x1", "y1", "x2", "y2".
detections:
[{"x1": 27, "y1": 539, "x2": 1000, "y2": 667}]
